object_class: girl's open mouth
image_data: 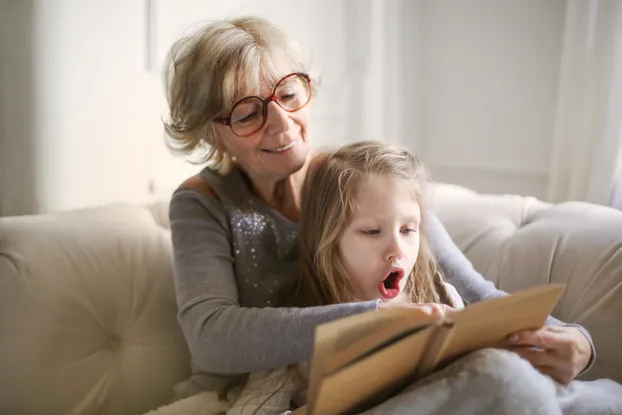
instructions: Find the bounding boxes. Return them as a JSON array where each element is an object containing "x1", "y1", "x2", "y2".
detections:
[{"x1": 379, "y1": 268, "x2": 404, "y2": 299}]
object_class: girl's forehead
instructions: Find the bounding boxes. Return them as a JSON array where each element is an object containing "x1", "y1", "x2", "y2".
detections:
[
  {"x1": 351, "y1": 174, "x2": 421, "y2": 211},
  {"x1": 357, "y1": 174, "x2": 420, "y2": 195}
]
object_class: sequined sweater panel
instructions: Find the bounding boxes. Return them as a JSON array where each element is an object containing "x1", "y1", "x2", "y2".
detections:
[{"x1": 169, "y1": 166, "x2": 379, "y2": 391}]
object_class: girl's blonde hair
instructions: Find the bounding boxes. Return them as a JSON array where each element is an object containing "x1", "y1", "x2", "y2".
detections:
[
  {"x1": 163, "y1": 16, "x2": 312, "y2": 171},
  {"x1": 294, "y1": 141, "x2": 454, "y2": 307}
]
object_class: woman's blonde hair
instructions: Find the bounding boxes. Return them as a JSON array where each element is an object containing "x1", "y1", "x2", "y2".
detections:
[
  {"x1": 163, "y1": 16, "x2": 312, "y2": 171},
  {"x1": 294, "y1": 141, "x2": 454, "y2": 307}
]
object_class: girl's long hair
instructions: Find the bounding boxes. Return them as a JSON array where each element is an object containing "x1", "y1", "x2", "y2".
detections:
[{"x1": 293, "y1": 141, "x2": 454, "y2": 307}]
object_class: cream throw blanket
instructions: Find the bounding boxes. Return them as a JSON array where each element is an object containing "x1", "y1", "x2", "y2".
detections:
[{"x1": 144, "y1": 348, "x2": 622, "y2": 415}]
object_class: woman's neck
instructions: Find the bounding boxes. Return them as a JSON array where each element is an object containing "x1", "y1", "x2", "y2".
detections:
[{"x1": 247, "y1": 159, "x2": 311, "y2": 222}]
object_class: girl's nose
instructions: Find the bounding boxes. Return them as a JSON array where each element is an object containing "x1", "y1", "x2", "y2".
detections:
[{"x1": 385, "y1": 233, "x2": 404, "y2": 263}]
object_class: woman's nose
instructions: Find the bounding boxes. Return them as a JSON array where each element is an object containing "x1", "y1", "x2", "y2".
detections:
[{"x1": 265, "y1": 101, "x2": 290, "y2": 135}]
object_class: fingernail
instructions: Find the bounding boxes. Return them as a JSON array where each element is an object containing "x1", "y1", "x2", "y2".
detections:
[{"x1": 509, "y1": 334, "x2": 519, "y2": 343}]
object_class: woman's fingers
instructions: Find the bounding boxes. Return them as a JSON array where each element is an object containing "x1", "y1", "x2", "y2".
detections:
[
  {"x1": 505, "y1": 345, "x2": 553, "y2": 367},
  {"x1": 379, "y1": 302, "x2": 453, "y2": 320},
  {"x1": 442, "y1": 304, "x2": 459, "y2": 315},
  {"x1": 419, "y1": 303, "x2": 441, "y2": 318},
  {"x1": 505, "y1": 329, "x2": 555, "y2": 349},
  {"x1": 507, "y1": 327, "x2": 578, "y2": 361},
  {"x1": 504, "y1": 345, "x2": 568, "y2": 384},
  {"x1": 400, "y1": 303, "x2": 444, "y2": 319},
  {"x1": 535, "y1": 364, "x2": 574, "y2": 386},
  {"x1": 501, "y1": 326, "x2": 590, "y2": 385},
  {"x1": 418, "y1": 303, "x2": 455, "y2": 319},
  {"x1": 510, "y1": 347, "x2": 574, "y2": 385}
]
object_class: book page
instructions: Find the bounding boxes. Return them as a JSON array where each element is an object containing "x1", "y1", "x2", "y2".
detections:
[
  {"x1": 326, "y1": 307, "x2": 434, "y2": 354},
  {"x1": 435, "y1": 283, "x2": 564, "y2": 370},
  {"x1": 314, "y1": 325, "x2": 436, "y2": 415},
  {"x1": 306, "y1": 284, "x2": 564, "y2": 414},
  {"x1": 306, "y1": 307, "x2": 435, "y2": 414},
  {"x1": 322, "y1": 315, "x2": 437, "y2": 375}
]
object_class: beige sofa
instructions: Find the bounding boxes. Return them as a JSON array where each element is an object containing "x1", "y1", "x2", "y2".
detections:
[{"x1": 1, "y1": 183, "x2": 621, "y2": 415}]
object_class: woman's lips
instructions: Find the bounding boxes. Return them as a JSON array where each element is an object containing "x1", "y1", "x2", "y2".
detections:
[{"x1": 262, "y1": 138, "x2": 298, "y2": 153}]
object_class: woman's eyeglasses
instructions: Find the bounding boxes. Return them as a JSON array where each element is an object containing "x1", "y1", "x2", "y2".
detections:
[{"x1": 214, "y1": 72, "x2": 312, "y2": 137}]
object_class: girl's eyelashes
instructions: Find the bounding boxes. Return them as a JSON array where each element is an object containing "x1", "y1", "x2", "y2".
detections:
[
  {"x1": 360, "y1": 229, "x2": 380, "y2": 235},
  {"x1": 359, "y1": 227, "x2": 419, "y2": 236}
]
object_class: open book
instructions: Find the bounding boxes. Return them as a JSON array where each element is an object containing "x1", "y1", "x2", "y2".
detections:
[{"x1": 293, "y1": 283, "x2": 564, "y2": 415}]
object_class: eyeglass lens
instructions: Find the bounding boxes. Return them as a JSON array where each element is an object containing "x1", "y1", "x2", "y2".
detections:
[{"x1": 229, "y1": 74, "x2": 311, "y2": 136}]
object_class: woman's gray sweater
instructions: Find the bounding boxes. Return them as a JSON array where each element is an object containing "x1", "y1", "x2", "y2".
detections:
[{"x1": 169, "y1": 166, "x2": 594, "y2": 395}]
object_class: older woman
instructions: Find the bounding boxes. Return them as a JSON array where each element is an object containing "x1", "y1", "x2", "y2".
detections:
[{"x1": 165, "y1": 16, "x2": 608, "y2": 413}]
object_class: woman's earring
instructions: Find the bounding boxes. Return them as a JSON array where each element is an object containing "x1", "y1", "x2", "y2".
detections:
[{"x1": 231, "y1": 156, "x2": 237, "y2": 162}]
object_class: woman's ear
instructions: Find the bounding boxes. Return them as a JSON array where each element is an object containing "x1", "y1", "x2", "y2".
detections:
[
  {"x1": 208, "y1": 127, "x2": 236, "y2": 173},
  {"x1": 210, "y1": 127, "x2": 228, "y2": 155}
]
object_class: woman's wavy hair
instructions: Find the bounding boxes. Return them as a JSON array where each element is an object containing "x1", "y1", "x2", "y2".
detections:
[{"x1": 162, "y1": 16, "x2": 315, "y2": 172}]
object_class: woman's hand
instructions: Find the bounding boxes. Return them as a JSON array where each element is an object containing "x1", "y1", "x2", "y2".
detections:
[
  {"x1": 500, "y1": 325, "x2": 592, "y2": 385},
  {"x1": 378, "y1": 302, "x2": 456, "y2": 320}
]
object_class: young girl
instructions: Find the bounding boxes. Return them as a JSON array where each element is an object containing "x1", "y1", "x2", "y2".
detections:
[{"x1": 225, "y1": 141, "x2": 465, "y2": 414}]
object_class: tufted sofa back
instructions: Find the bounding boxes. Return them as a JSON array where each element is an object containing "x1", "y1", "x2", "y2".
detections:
[
  {"x1": 431, "y1": 184, "x2": 622, "y2": 384},
  {"x1": 0, "y1": 202, "x2": 189, "y2": 415},
  {"x1": 1, "y1": 183, "x2": 621, "y2": 415}
]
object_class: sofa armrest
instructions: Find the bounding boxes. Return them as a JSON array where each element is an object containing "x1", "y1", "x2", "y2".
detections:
[{"x1": 430, "y1": 183, "x2": 622, "y2": 382}]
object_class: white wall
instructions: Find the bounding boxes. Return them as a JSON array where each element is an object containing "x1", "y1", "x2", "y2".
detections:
[
  {"x1": 408, "y1": 0, "x2": 566, "y2": 199},
  {"x1": 1, "y1": 1, "x2": 39, "y2": 215},
  {"x1": 1, "y1": 0, "x2": 172, "y2": 215},
  {"x1": 0, "y1": 0, "x2": 387, "y2": 214},
  {"x1": 0, "y1": 0, "x2": 568, "y2": 214}
]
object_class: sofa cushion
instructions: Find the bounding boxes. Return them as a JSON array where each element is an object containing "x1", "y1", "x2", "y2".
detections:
[
  {"x1": 1, "y1": 183, "x2": 621, "y2": 415},
  {"x1": 430, "y1": 183, "x2": 622, "y2": 383},
  {"x1": 0, "y1": 202, "x2": 189, "y2": 415}
]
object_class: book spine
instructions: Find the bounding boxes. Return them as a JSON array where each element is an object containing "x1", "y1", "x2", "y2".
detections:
[{"x1": 413, "y1": 320, "x2": 455, "y2": 379}]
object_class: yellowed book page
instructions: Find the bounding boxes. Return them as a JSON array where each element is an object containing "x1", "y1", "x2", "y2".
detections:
[
  {"x1": 313, "y1": 326, "x2": 435, "y2": 415},
  {"x1": 436, "y1": 283, "x2": 564, "y2": 369},
  {"x1": 413, "y1": 322, "x2": 454, "y2": 379},
  {"x1": 322, "y1": 315, "x2": 438, "y2": 376},
  {"x1": 306, "y1": 307, "x2": 434, "y2": 414},
  {"x1": 307, "y1": 284, "x2": 563, "y2": 414},
  {"x1": 325, "y1": 307, "x2": 434, "y2": 354}
]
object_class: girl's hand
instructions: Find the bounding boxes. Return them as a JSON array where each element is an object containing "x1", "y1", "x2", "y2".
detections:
[
  {"x1": 378, "y1": 302, "x2": 456, "y2": 320},
  {"x1": 499, "y1": 325, "x2": 592, "y2": 385}
]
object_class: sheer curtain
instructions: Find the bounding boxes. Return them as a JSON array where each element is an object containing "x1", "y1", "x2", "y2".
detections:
[{"x1": 547, "y1": 0, "x2": 622, "y2": 205}]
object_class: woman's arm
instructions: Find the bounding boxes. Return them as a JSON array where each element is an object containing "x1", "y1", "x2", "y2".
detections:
[
  {"x1": 170, "y1": 188, "x2": 379, "y2": 375},
  {"x1": 425, "y1": 211, "x2": 596, "y2": 373}
]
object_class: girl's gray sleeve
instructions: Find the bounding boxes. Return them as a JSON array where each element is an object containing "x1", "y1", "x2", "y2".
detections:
[
  {"x1": 169, "y1": 189, "x2": 378, "y2": 375},
  {"x1": 425, "y1": 211, "x2": 596, "y2": 373}
]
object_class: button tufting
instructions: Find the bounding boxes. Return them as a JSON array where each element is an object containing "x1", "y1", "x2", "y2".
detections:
[{"x1": 104, "y1": 335, "x2": 121, "y2": 351}]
